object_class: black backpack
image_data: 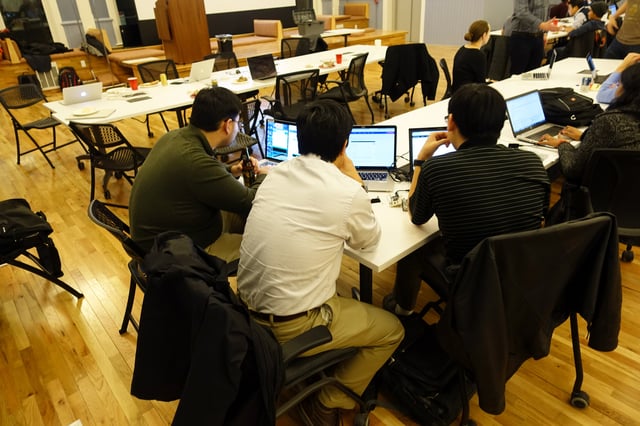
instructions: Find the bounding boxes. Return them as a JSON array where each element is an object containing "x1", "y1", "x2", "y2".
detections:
[
  {"x1": 58, "y1": 66, "x2": 82, "y2": 89},
  {"x1": 539, "y1": 87, "x2": 603, "y2": 127}
]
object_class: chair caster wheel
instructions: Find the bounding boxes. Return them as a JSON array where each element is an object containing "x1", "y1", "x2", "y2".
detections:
[
  {"x1": 384, "y1": 113, "x2": 390, "y2": 119},
  {"x1": 115, "y1": 172, "x2": 123, "y2": 179},
  {"x1": 104, "y1": 190, "x2": 111, "y2": 200},
  {"x1": 378, "y1": 104, "x2": 384, "y2": 110},
  {"x1": 410, "y1": 101, "x2": 415, "y2": 107},
  {"x1": 621, "y1": 250, "x2": 634, "y2": 262},
  {"x1": 148, "y1": 131, "x2": 154, "y2": 138},
  {"x1": 570, "y1": 390, "x2": 590, "y2": 408},
  {"x1": 77, "y1": 161, "x2": 85, "y2": 170},
  {"x1": 404, "y1": 96, "x2": 410, "y2": 103},
  {"x1": 354, "y1": 412, "x2": 369, "y2": 426}
]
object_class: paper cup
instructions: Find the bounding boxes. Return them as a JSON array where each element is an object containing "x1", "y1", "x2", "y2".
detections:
[
  {"x1": 374, "y1": 39, "x2": 382, "y2": 47},
  {"x1": 336, "y1": 53, "x2": 342, "y2": 65},
  {"x1": 128, "y1": 76, "x2": 139, "y2": 90}
]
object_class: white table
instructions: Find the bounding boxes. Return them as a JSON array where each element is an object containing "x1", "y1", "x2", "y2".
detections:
[
  {"x1": 44, "y1": 44, "x2": 387, "y2": 125},
  {"x1": 289, "y1": 28, "x2": 367, "y2": 46},
  {"x1": 343, "y1": 56, "x2": 622, "y2": 302}
]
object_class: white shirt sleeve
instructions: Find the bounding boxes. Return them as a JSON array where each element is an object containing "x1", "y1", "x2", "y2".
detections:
[{"x1": 344, "y1": 189, "x2": 381, "y2": 250}]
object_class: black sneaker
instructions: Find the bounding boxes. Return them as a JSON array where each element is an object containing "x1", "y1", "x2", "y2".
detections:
[{"x1": 382, "y1": 293, "x2": 397, "y2": 314}]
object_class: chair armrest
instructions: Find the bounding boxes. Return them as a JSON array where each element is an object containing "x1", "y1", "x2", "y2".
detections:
[{"x1": 281, "y1": 325, "x2": 332, "y2": 364}]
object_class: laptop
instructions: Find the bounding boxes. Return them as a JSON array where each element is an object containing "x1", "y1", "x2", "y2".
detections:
[
  {"x1": 247, "y1": 54, "x2": 278, "y2": 80},
  {"x1": 521, "y1": 50, "x2": 556, "y2": 80},
  {"x1": 346, "y1": 125, "x2": 397, "y2": 192},
  {"x1": 259, "y1": 119, "x2": 299, "y2": 166},
  {"x1": 581, "y1": 52, "x2": 610, "y2": 84},
  {"x1": 505, "y1": 90, "x2": 564, "y2": 144},
  {"x1": 187, "y1": 58, "x2": 215, "y2": 82},
  {"x1": 408, "y1": 127, "x2": 451, "y2": 177},
  {"x1": 61, "y1": 82, "x2": 103, "y2": 105}
]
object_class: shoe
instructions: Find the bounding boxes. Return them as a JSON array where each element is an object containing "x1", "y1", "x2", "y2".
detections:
[
  {"x1": 383, "y1": 293, "x2": 414, "y2": 317},
  {"x1": 296, "y1": 395, "x2": 340, "y2": 426}
]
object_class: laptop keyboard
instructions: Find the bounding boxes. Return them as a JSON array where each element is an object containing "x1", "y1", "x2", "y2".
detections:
[
  {"x1": 359, "y1": 171, "x2": 388, "y2": 181},
  {"x1": 528, "y1": 125, "x2": 564, "y2": 141}
]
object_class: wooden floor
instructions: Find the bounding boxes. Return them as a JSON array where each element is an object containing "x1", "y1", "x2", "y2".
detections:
[{"x1": 0, "y1": 44, "x2": 639, "y2": 426}]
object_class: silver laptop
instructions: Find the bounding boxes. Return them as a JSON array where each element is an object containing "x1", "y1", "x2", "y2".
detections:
[
  {"x1": 408, "y1": 127, "x2": 451, "y2": 177},
  {"x1": 347, "y1": 125, "x2": 397, "y2": 192},
  {"x1": 61, "y1": 82, "x2": 103, "y2": 105},
  {"x1": 247, "y1": 54, "x2": 277, "y2": 80},
  {"x1": 582, "y1": 53, "x2": 610, "y2": 84},
  {"x1": 187, "y1": 58, "x2": 215, "y2": 82},
  {"x1": 521, "y1": 50, "x2": 556, "y2": 80},
  {"x1": 259, "y1": 119, "x2": 299, "y2": 166},
  {"x1": 505, "y1": 90, "x2": 564, "y2": 144}
]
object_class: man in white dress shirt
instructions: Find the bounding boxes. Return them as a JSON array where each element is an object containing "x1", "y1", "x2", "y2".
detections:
[{"x1": 237, "y1": 99, "x2": 404, "y2": 425}]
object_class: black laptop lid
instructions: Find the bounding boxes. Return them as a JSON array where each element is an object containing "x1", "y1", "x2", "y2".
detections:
[{"x1": 247, "y1": 54, "x2": 277, "y2": 80}]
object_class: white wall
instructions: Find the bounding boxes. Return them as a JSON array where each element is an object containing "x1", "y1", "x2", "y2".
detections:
[{"x1": 134, "y1": 0, "x2": 295, "y2": 20}]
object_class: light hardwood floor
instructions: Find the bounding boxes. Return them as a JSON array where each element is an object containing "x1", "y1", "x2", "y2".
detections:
[{"x1": 0, "y1": 44, "x2": 639, "y2": 426}]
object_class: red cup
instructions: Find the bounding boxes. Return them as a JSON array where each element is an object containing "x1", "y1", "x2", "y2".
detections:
[
  {"x1": 335, "y1": 53, "x2": 342, "y2": 65},
  {"x1": 552, "y1": 18, "x2": 558, "y2": 26},
  {"x1": 128, "y1": 76, "x2": 139, "y2": 90}
]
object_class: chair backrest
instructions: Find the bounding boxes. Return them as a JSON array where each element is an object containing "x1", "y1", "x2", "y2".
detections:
[
  {"x1": 344, "y1": 52, "x2": 369, "y2": 97},
  {"x1": 211, "y1": 51, "x2": 239, "y2": 71},
  {"x1": 70, "y1": 122, "x2": 147, "y2": 169},
  {"x1": 240, "y1": 98, "x2": 261, "y2": 137},
  {"x1": 137, "y1": 59, "x2": 180, "y2": 82},
  {"x1": 275, "y1": 69, "x2": 320, "y2": 109},
  {"x1": 0, "y1": 84, "x2": 46, "y2": 111},
  {"x1": 566, "y1": 30, "x2": 597, "y2": 58},
  {"x1": 87, "y1": 199, "x2": 146, "y2": 262},
  {"x1": 439, "y1": 58, "x2": 452, "y2": 100},
  {"x1": 582, "y1": 148, "x2": 640, "y2": 230},
  {"x1": 280, "y1": 37, "x2": 311, "y2": 59}
]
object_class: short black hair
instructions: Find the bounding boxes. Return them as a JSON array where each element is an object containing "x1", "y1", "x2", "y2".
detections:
[
  {"x1": 190, "y1": 87, "x2": 242, "y2": 131},
  {"x1": 296, "y1": 99, "x2": 353, "y2": 162},
  {"x1": 447, "y1": 84, "x2": 506, "y2": 144}
]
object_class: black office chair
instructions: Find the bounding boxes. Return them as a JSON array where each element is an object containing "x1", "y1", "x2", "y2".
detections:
[
  {"x1": 0, "y1": 84, "x2": 76, "y2": 168},
  {"x1": 319, "y1": 52, "x2": 375, "y2": 124},
  {"x1": 263, "y1": 69, "x2": 320, "y2": 122},
  {"x1": 137, "y1": 59, "x2": 189, "y2": 136},
  {"x1": 87, "y1": 200, "x2": 147, "y2": 333},
  {"x1": 280, "y1": 37, "x2": 312, "y2": 59},
  {"x1": 69, "y1": 122, "x2": 150, "y2": 207},
  {"x1": 0, "y1": 198, "x2": 83, "y2": 299},
  {"x1": 240, "y1": 98, "x2": 265, "y2": 157},
  {"x1": 437, "y1": 213, "x2": 621, "y2": 423},
  {"x1": 581, "y1": 148, "x2": 640, "y2": 261},
  {"x1": 439, "y1": 58, "x2": 453, "y2": 100}
]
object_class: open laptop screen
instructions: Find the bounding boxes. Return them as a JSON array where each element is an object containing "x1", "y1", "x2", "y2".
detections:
[
  {"x1": 247, "y1": 54, "x2": 277, "y2": 80},
  {"x1": 408, "y1": 127, "x2": 450, "y2": 175},
  {"x1": 264, "y1": 119, "x2": 299, "y2": 162},
  {"x1": 346, "y1": 125, "x2": 397, "y2": 169},
  {"x1": 505, "y1": 90, "x2": 547, "y2": 136}
]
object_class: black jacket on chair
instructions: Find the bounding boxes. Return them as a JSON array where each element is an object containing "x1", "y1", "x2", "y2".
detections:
[
  {"x1": 130, "y1": 232, "x2": 283, "y2": 426},
  {"x1": 437, "y1": 213, "x2": 622, "y2": 415},
  {"x1": 380, "y1": 43, "x2": 439, "y2": 103}
]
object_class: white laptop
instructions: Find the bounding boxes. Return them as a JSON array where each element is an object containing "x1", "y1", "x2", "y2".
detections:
[
  {"x1": 408, "y1": 127, "x2": 451, "y2": 177},
  {"x1": 505, "y1": 90, "x2": 564, "y2": 144},
  {"x1": 61, "y1": 82, "x2": 103, "y2": 105},
  {"x1": 346, "y1": 125, "x2": 397, "y2": 192},
  {"x1": 259, "y1": 119, "x2": 299, "y2": 166},
  {"x1": 521, "y1": 50, "x2": 556, "y2": 80},
  {"x1": 187, "y1": 58, "x2": 215, "y2": 82}
]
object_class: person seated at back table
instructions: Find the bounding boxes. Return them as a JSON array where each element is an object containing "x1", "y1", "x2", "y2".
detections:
[
  {"x1": 384, "y1": 84, "x2": 550, "y2": 316},
  {"x1": 551, "y1": 1, "x2": 608, "y2": 60},
  {"x1": 129, "y1": 87, "x2": 268, "y2": 262},
  {"x1": 237, "y1": 99, "x2": 404, "y2": 425},
  {"x1": 561, "y1": 0, "x2": 591, "y2": 32},
  {"x1": 538, "y1": 53, "x2": 640, "y2": 183},
  {"x1": 452, "y1": 19, "x2": 491, "y2": 94}
]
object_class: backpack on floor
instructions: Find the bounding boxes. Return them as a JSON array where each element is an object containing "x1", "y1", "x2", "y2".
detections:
[{"x1": 58, "y1": 66, "x2": 82, "y2": 88}]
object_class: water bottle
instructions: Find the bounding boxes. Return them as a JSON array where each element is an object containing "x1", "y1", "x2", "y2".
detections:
[{"x1": 241, "y1": 148, "x2": 255, "y2": 186}]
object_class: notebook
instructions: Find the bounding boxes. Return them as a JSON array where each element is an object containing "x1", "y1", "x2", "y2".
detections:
[
  {"x1": 521, "y1": 50, "x2": 556, "y2": 80},
  {"x1": 346, "y1": 125, "x2": 397, "y2": 192},
  {"x1": 61, "y1": 82, "x2": 103, "y2": 105},
  {"x1": 259, "y1": 119, "x2": 299, "y2": 166},
  {"x1": 187, "y1": 58, "x2": 215, "y2": 82},
  {"x1": 408, "y1": 127, "x2": 451, "y2": 177},
  {"x1": 505, "y1": 90, "x2": 564, "y2": 144},
  {"x1": 247, "y1": 54, "x2": 277, "y2": 80}
]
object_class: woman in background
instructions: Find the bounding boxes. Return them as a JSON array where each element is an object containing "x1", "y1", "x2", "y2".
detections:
[
  {"x1": 539, "y1": 53, "x2": 640, "y2": 182},
  {"x1": 452, "y1": 20, "x2": 491, "y2": 94}
]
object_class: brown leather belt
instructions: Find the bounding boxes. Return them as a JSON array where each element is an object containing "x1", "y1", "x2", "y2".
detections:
[{"x1": 250, "y1": 310, "x2": 312, "y2": 322}]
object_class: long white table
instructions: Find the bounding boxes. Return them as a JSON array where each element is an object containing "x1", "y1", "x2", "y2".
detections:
[
  {"x1": 344, "y1": 56, "x2": 622, "y2": 303},
  {"x1": 44, "y1": 44, "x2": 387, "y2": 125}
]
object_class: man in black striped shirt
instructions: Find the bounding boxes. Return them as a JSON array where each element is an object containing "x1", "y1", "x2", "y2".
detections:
[{"x1": 385, "y1": 84, "x2": 550, "y2": 316}]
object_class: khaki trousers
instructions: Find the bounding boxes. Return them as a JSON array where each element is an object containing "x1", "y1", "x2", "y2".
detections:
[{"x1": 254, "y1": 294, "x2": 404, "y2": 409}]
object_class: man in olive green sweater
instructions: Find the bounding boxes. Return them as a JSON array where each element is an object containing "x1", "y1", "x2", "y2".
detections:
[{"x1": 129, "y1": 87, "x2": 268, "y2": 262}]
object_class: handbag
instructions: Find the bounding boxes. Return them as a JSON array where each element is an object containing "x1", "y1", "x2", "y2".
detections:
[{"x1": 539, "y1": 87, "x2": 603, "y2": 126}]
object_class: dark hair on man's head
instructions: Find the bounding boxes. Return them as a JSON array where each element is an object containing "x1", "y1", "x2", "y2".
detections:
[
  {"x1": 296, "y1": 99, "x2": 353, "y2": 162},
  {"x1": 190, "y1": 87, "x2": 242, "y2": 131},
  {"x1": 611, "y1": 62, "x2": 640, "y2": 109},
  {"x1": 447, "y1": 84, "x2": 505, "y2": 144},
  {"x1": 568, "y1": 0, "x2": 584, "y2": 7}
]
